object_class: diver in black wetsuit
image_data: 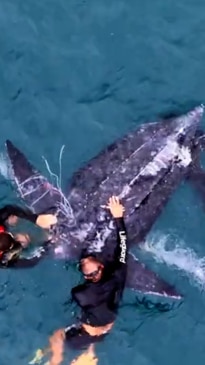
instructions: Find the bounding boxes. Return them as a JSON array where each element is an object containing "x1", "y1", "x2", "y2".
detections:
[
  {"x1": 0, "y1": 204, "x2": 57, "y2": 268},
  {"x1": 35, "y1": 196, "x2": 127, "y2": 365}
]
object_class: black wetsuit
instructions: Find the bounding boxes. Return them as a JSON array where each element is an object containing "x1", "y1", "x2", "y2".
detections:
[
  {"x1": 0, "y1": 204, "x2": 46, "y2": 268},
  {"x1": 65, "y1": 217, "x2": 128, "y2": 349}
]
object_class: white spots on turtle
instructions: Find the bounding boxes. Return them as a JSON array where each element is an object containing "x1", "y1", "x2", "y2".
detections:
[
  {"x1": 117, "y1": 135, "x2": 192, "y2": 203},
  {"x1": 119, "y1": 184, "x2": 131, "y2": 199},
  {"x1": 140, "y1": 139, "x2": 192, "y2": 177},
  {"x1": 177, "y1": 145, "x2": 192, "y2": 167},
  {"x1": 108, "y1": 220, "x2": 115, "y2": 230},
  {"x1": 89, "y1": 225, "x2": 113, "y2": 253},
  {"x1": 54, "y1": 246, "x2": 64, "y2": 254},
  {"x1": 141, "y1": 141, "x2": 178, "y2": 177},
  {"x1": 71, "y1": 223, "x2": 94, "y2": 242},
  {"x1": 97, "y1": 210, "x2": 106, "y2": 222},
  {"x1": 120, "y1": 166, "x2": 127, "y2": 173}
]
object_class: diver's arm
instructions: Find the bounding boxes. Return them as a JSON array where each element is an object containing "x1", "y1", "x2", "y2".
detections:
[
  {"x1": 106, "y1": 196, "x2": 128, "y2": 267},
  {"x1": 107, "y1": 217, "x2": 128, "y2": 307},
  {"x1": 0, "y1": 205, "x2": 57, "y2": 229},
  {"x1": 9, "y1": 256, "x2": 43, "y2": 269},
  {"x1": 0, "y1": 204, "x2": 38, "y2": 224},
  {"x1": 1, "y1": 241, "x2": 49, "y2": 269},
  {"x1": 0, "y1": 256, "x2": 42, "y2": 269},
  {"x1": 113, "y1": 217, "x2": 128, "y2": 266},
  {"x1": 9, "y1": 244, "x2": 49, "y2": 269},
  {"x1": 106, "y1": 197, "x2": 128, "y2": 307}
]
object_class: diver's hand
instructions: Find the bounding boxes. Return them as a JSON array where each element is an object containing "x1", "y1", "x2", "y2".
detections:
[
  {"x1": 36, "y1": 214, "x2": 57, "y2": 229},
  {"x1": 7, "y1": 215, "x2": 18, "y2": 226},
  {"x1": 106, "y1": 196, "x2": 125, "y2": 218},
  {"x1": 15, "y1": 233, "x2": 31, "y2": 248}
]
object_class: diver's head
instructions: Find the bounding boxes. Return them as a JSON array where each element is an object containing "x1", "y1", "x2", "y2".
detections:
[
  {"x1": 79, "y1": 256, "x2": 104, "y2": 282},
  {"x1": 0, "y1": 232, "x2": 15, "y2": 254}
]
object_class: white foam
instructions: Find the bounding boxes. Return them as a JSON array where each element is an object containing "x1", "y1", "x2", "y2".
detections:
[
  {"x1": 88, "y1": 223, "x2": 114, "y2": 252},
  {"x1": 0, "y1": 153, "x2": 12, "y2": 180},
  {"x1": 21, "y1": 246, "x2": 45, "y2": 259},
  {"x1": 72, "y1": 223, "x2": 94, "y2": 241},
  {"x1": 142, "y1": 232, "x2": 205, "y2": 289}
]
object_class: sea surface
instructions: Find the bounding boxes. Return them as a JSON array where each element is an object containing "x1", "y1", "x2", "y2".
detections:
[{"x1": 0, "y1": 1, "x2": 205, "y2": 364}]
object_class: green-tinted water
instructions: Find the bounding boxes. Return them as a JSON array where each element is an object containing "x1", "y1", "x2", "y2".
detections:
[{"x1": 0, "y1": 1, "x2": 205, "y2": 364}]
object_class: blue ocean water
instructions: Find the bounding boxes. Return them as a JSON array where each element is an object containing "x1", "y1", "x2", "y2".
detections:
[{"x1": 0, "y1": 0, "x2": 205, "y2": 364}]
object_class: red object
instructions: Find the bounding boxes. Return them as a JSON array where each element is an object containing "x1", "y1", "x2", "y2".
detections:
[
  {"x1": 0, "y1": 225, "x2": 6, "y2": 258},
  {"x1": 0, "y1": 225, "x2": 5, "y2": 233}
]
